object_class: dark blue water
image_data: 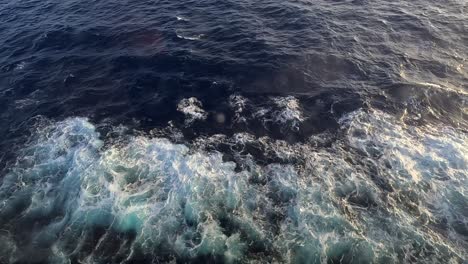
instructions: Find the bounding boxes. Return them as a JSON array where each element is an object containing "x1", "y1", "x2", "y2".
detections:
[{"x1": 0, "y1": 0, "x2": 466, "y2": 263}]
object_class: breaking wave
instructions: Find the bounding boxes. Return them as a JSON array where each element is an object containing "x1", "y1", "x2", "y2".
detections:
[{"x1": 0, "y1": 107, "x2": 466, "y2": 263}]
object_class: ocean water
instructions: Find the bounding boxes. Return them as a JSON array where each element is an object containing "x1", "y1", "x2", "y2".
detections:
[{"x1": 0, "y1": 0, "x2": 466, "y2": 263}]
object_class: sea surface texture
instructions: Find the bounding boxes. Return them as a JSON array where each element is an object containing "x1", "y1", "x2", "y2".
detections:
[{"x1": 0, "y1": 0, "x2": 467, "y2": 263}]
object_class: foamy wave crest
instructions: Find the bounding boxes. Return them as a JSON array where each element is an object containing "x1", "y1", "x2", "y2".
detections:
[
  {"x1": 251, "y1": 96, "x2": 306, "y2": 131},
  {"x1": 0, "y1": 109, "x2": 466, "y2": 263},
  {"x1": 177, "y1": 97, "x2": 207, "y2": 125}
]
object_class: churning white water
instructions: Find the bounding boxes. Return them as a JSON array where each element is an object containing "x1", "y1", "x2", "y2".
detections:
[{"x1": 0, "y1": 107, "x2": 466, "y2": 263}]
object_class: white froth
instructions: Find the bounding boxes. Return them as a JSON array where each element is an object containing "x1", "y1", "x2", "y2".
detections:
[
  {"x1": 272, "y1": 96, "x2": 305, "y2": 127},
  {"x1": 229, "y1": 94, "x2": 248, "y2": 123},
  {"x1": 177, "y1": 97, "x2": 207, "y2": 124},
  {"x1": 176, "y1": 16, "x2": 188, "y2": 21},
  {"x1": 176, "y1": 33, "x2": 204, "y2": 41},
  {"x1": 252, "y1": 96, "x2": 306, "y2": 131},
  {"x1": 0, "y1": 109, "x2": 466, "y2": 263},
  {"x1": 229, "y1": 95, "x2": 306, "y2": 130},
  {"x1": 14, "y1": 61, "x2": 26, "y2": 70}
]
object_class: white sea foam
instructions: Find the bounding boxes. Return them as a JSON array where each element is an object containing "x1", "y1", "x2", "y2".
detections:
[
  {"x1": 253, "y1": 96, "x2": 306, "y2": 131},
  {"x1": 0, "y1": 109, "x2": 466, "y2": 263},
  {"x1": 177, "y1": 97, "x2": 207, "y2": 124},
  {"x1": 272, "y1": 96, "x2": 305, "y2": 125},
  {"x1": 176, "y1": 33, "x2": 204, "y2": 41},
  {"x1": 14, "y1": 61, "x2": 26, "y2": 70},
  {"x1": 229, "y1": 94, "x2": 248, "y2": 123}
]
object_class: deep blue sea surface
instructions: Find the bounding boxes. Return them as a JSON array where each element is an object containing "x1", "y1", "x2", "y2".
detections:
[{"x1": 0, "y1": 0, "x2": 466, "y2": 263}]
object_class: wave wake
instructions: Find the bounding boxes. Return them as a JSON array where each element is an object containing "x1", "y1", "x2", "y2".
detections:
[{"x1": 0, "y1": 109, "x2": 466, "y2": 263}]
